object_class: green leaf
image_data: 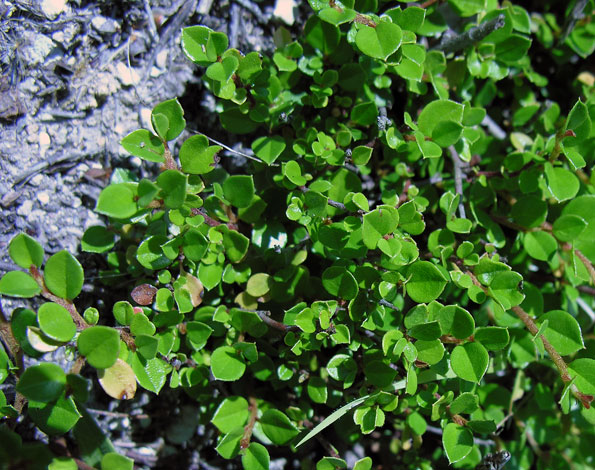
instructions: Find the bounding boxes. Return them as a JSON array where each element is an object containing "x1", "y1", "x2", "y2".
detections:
[
  {"x1": 474, "y1": 327, "x2": 509, "y2": 351},
  {"x1": 418, "y1": 100, "x2": 464, "y2": 145},
  {"x1": 511, "y1": 195, "x2": 547, "y2": 228},
  {"x1": 101, "y1": 453, "x2": 134, "y2": 470},
  {"x1": 9, "y1": 233, "x2": 44, "y2": 269},
  {"x1": 539, "y1": 310, "x2": 584, "y2": 356},
  {"x1": 179, "y1": 134, "x2": 222, "y2": 174},
  {"x1": 95, "y1": 184, "x2": 137, "y2": 219},
  {"x1": 568, "y1": 358, "x2": 595, "y2": 395},
  {"x1": 151, "y1": 98, "x2": 186, "y2": 141},
  {"x1": 448, "y1": 0, "x2": 485, "y2": 17},
  {"x1": 137, "y1": 235, "x2": 172, "y2": 270},
  {"x1": 449, "y1": 392, "x2": 479, "y2": 415},
  {"x1": 544, "y1": 163, "x2": 579, "y2": 202},
  {"x1": 552, "y1": 215, "x2": 587, "y2": 242},
  {"x1": 495, "y1": 34, "x2": 531, "y2": 64},
  {"x1": 216, "y1": 428, "x2": 243, "y2": 459},
  {"x1": 242, "y1": 442, "x2": 270, "y2": 470},
  {"x1": 212, "y1": 396, "x2": 249, "y2": 433},
  {"x1": 488, "y1": 271, "x2": 525, "y2": 309},
  {"x1": 120, "y1": 129, "x2": 165, "y2": 163},
  {"x1": 355, "y1": 21, "x2": 402, "y2": 60},
  {"x1": 321, "y1": 266, "x2": 359, "y2": 300},
  {"x1": 438, "y1": 305, "x2": 474, "y2": 339},
  {"x1": 409, "y1": 321, "x2": 442, "y2": 341},
  {"x1": 364, "y1": 360, "x2": 397, "y2": 388},
  {"x1": 362, "y1": 205, "x2": 399, "y2": 249},
  {"x1": 442, "y1": 423, "x2": 473, "y2": 463},
  {"x1": 129, "y1": 311, "x2": 156, "y2": 336},
  {"x1": 415, "y1": 340, "x2": 444, "y2": 365},
  {"x1": 156, "y1": 170, "x2": 187, "y2": 209},
  {"x1": 28, "y1": 395, "x2": 81, "y2": 436},
  {"x1": 523, "y1": 231, "x2": 557, "y2": 262},
  {"x1": 304, "y1": 15, "x2": 340, "y2": 54},
  {"x1": 252, "y1": 136, "x2": 286, "y2": 165},
  {"x1": 564, "y1": 99, "x2": 591, "y2": 143},
  {"x1": 43, "y1": 251, "x2": 84, "y2": 300},
  {"x1": 326, "y1": 353, "x2": 357, "y2": 388},
  {"x1": 206, "y1": 56, "x2": 239, "y2": 82},
  {"x1": 211, "y1": 346, "x2": 246, "y2": 381},
  {"x1": 260, "y1": 409, "x2": 299, "y2": 445},
  {"x1": 17, "y1": 363, "x2": 66, "y2": 403},
  {"x1": 318, "y1": 7, "x2": 357, "y2": 25},
  {"x1": 246, "y1": 273, "x2": 272, "y2": 297},
  {"x1": 406, "y1": 261, "x2": 448, "y2": 303},
  {"x1": 307, "y1": 377, "x2": 328, "y2": 404},
  {"x1": 135, "y1": 334, "x2": 158, "y2": 360},
  {"x1": 221, "y1": 228, "x2": 249, "y2": 263},
  {"x1": 181, "y1": 25, "x2": 228, "y2": 66},
  {"x1": 77, "y1": 326, "x2": 120, "y2": 369},
  {"x1": 451, "y1": 342, "x2": 489, "y2": 383},
  {"x1": 350, "y1": 101, "x2": 379, "y2": 126},
  {"x1": 185, "y1": 321, "x2": 213, "y2": 351},
  {"x1": 0, "y1": 271, "x2": 41, "y2": 298},
  {"x1": 81, "y1": 226, "x2": 115, "y2": 253},
  {"x1": 37, "y1": 303, "x2": 76, "y2": 343},
  {"x1": 223, "y1": 175, "x2": 255, "y2": 208},
  {"x1": 130, "y1": 354, "x2": 168, "y2": 394}
]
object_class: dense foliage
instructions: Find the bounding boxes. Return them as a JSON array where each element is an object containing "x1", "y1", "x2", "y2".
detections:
[{"x1": 1, "y1": 1, "x2": 595, "y2": 469}]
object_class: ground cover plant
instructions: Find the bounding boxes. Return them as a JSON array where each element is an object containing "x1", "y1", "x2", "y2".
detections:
[{"x1": 1, "y1": 0, "x2": 595, "y2": 469}]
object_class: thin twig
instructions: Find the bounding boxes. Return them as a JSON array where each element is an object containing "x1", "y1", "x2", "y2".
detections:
[
  {"x1": 300, "y1": 186, "x2": 346, "y2": 211},
  {"x1": 559, "y1": 0, "x2": 589, "y2": 44},
  {"x1": 240, "y1": 397, "x2": 258, "y2": 449},
  {"x1": 436, "y1": 15, "x2": 506, "y2": 54},
  {"x1": 481, "y1": 114, "x2": 507, "y2": 140},
  {"x1": 448, "y1": 145, "x2": 466, "y2": 219},
  {"x1": 379, "y1": 299, "x2": 399, "y2": 312},
  {"x1": 143, "y1": 0, "x2": 159, "y2": 42}
]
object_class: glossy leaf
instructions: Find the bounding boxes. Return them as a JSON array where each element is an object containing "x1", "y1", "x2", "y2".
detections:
[
  {"x1": 211, "y1": 346, "x2": 246, "y2": 381},
  {"x1": 17, "y1": 363, "x2": 66, "y2": 403},
  {"x1": 406, "y1": 261, "x2": 448, "y2": 303},
  {"x1": 43, "y1": 251, "x2": 84, "y2": 301},
  {"x1": 8, "y1": 233, "x2": 44, "y2": 269},
  {"x1": 95, "y1": 184, "x2": 137, "y2": 219},
  {"x1": 442, "y1": 423, "x2": 473, "y2": 463},
  {"x1": 77, "y1": 326, "x2": 120, "y2": 369},
  {"x1": 37, "y1": 302, "x2": 76, "y2": 343},
  {"x1": 260, "y1": 409, "x2": 299, "y2": 445},
  {"x1": 539, "y1": 310, "x2": 584, "y2": 356},
  {"x1": 451, "y1": 342, "x2": 489, "y2": 383},
  {"x1": 212, "y1": 396, "x2": 249, "y2": 433},
  {"x1": 355, "y1": 22, "x2": 402, "y2": 60},
  {"x1": 0, "y1": 271, "x2": 41, "y2": 298},
  {"x1": 242, "y1": 442, "x2": 270, "y2": 470},
  {"x1": 120, "y1": 129, "x2": 165, "y2": 163}
]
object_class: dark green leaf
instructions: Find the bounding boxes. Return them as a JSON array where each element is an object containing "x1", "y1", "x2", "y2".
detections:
[{"x1": 17, "y1": 363, "x2": 66, "y2": 403}]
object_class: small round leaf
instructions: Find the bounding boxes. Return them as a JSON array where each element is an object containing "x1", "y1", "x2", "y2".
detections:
[
  {"x1": 451, "y1": 342, "x2": 489, "y2": 383},
  {"x1": 406, "y1": 261, "x2": 448, "y2": 303},
  {"x1": 242, "y1": 442, "x2": 270, "y2": 470},
  {"x1": 211, "y1": 346, "x2": 246, "y2": 381},
  {"x1": 16, "y1": 363, "x2": 66, "y2": 403},
  {"x1": 8, "y1": 233, "x2": 44, "y2": 269},
  {"x1": 0, "y1": 271, "x2": 41, "y2": 298},
  {"x1": 98, "y1": 358, "x2": 137, "y2": 400},
  {"x1": 77, "y1": 326, "x2": 120, "y2": 369},
  {"x1": 43, "y1": 251, "x2": 84, "y2": 301},
  {"x1": 260, "y1": 409, "x2": 299, "y2": 445},
  {"x1": 37, "y1": 302, "x2": 76, "y2": 342},
  {"x1": 95, "y1": 184, "x2": 138, "y2": 219},
  {"x1": 442, "y1": 423, "x2": 473, "y2": 463}
]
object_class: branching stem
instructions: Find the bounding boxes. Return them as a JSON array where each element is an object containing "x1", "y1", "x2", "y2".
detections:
[{"x1": 436, "y1": 15, "x2": 506, "y2": 54}]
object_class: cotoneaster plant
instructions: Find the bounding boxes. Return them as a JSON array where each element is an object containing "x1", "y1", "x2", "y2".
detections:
[{"x1": 1, "y1": 1, "x2": 595, "y2": 469}]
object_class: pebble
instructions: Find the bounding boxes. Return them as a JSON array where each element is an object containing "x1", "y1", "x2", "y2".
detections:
[
  {"x1": 140, "y1": 108, "x2": 152, "y2": 130},
  {"x1": 116, "y1": 62, "x2": 141, "y2": 86},
  {"x1": 91, "y1": 16, "x2": 120, "y2": 35},
  {"x1": 40, "y1": 0, "x2": 68, "y2": 19},
  {"x1": 20, "y1": 32, "x2": 58, "y2": 66},
  {"x1": 39, "y1": 131, "x2": 51, "y2": 156},
  {"x1": 274, "y1": 0, "x2": 296, "y2": 25},
  {"x1": 30, "y1": 174, "x2": 44, "y2": 186},
  {"x1": 156, "y1": 50, "x2": 168, "y2": 69},
  {"x1": 37, "y1": 192, "x2": 50, "y2": 205},
  {"x1": 17, "y1": 200, "x2": 34, "y2": 216}
]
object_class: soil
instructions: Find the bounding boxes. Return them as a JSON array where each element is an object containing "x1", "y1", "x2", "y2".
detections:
[{"x1": 0, "y1": 0, "x2": 302, "y2": 468}]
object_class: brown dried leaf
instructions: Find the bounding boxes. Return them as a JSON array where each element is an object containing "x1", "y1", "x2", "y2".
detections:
[{"x1": 131, "y1": 283, "x2": 158, "y2": 305}]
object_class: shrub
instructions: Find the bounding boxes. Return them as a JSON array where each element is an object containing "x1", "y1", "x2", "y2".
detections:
[{"x1": 1, "y1": 1, "x2": 594, "y2": 469}]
